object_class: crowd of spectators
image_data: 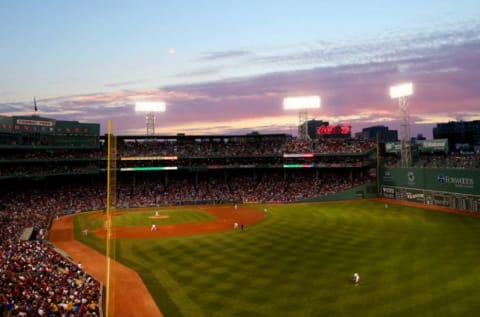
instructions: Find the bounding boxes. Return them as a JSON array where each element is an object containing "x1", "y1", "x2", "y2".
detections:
[
  {"x1": 0, "y1": 241, "x2": 101, "y2": 316},
  {"x1": 417, "y1": 154, "x2": 480, "y2": 169},
  {"x1": 120, "y1": 137, "x2": 372, "y2": 157},
  {"x1": 114, "y1": 169, "x2": 374, "y2": 206},
  {"x1": 0, "y1": 149, "x2": 102, "y2": 161},
  {"x1": 2, "y1": 134, "x2": 375, "y2": 157},
  {"x1": 383, "y1": 153, "x2": 480, "y2": 169},
  {"x1": 116, "y1": 138, "x2": 286, "y2": 157},
  {"x1": 284, "y1": 138, "x2": 375, "y2": 154},
  {"x1": 0, "y1": 137, "x2": 378, "y2": 178},
  {"x1": 0, "y1": 186, "x2": 103, "y2": 316},
  {"x1": 0, "y1": 163, "x2": 99, "y2": 178}
]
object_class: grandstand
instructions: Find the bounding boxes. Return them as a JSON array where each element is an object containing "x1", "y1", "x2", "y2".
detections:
[
  {"x1": 1, "y1": 114, "x2": 479, "y2": 315},
  {"x1": 0, "y1": 130, "x2": 377, "y2": 205}
]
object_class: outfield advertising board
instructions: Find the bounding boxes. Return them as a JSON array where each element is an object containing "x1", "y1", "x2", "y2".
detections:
[
  {"x1": 385, "y1": 142, "x2": 402, "y2": 153},
  {"x1": 382, "y1": 185, "x2": 480, "y2": 211},
  {"x1": 418, "y1": 139, "x2": 448, "y2": 153},
  {"x1": 380, "y1": 167, "x2": 480, "y2": 212},
  {"x1": 426, "y1": 169, "x2": 476, "y2": 195},
  {"x1": 382, "y1": 186, "x2": 395, "y2": 199},
  {"x1": 396, "y1": 188, "x2": 425, "y2": 204},
  {"x1": 381, "y1": 167, "x2": 478, "y2": 196},
  {"x1": 381, "y1": 168, "x2": 426, "y2": 189},
  {"x1": 424, "y1": 192, "x2": 451, "y2": 208}
]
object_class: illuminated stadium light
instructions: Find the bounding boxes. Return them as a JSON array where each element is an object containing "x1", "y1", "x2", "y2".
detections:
[
  {"x1": 283, "y1": 96, "x2": 321, "y2": 110},
  {"x1": 283, "y1": 95, "x2": 321, "y2": 140},
  {"x1": 389, "y1": 82, "x2": 414, "y2": 167},
  {"x1": 389, "y1": 83, "x2": 413, "y2": 99},
  {"x1": 134, "y1": 101, "x2": 166, "y2": 135},
  {"x1": 135, "y1": 102, "x2": 166, "y2": 112}
]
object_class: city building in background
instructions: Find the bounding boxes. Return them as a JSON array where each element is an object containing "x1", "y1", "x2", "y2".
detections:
[
  {"x1": 354, "y1": 125, "x2": 398, "y2": 143},
  {"x1": 433, "y1": 120, "x2": 480, "y2": 153}
]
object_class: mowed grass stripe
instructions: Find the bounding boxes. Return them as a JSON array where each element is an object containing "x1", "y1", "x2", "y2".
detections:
[
  {"x1": 75, "y1": 201, "x2": 480, "y2": 317},
  {"x1": 115, "y1": 240, "x2": 206, "y2": 317}
]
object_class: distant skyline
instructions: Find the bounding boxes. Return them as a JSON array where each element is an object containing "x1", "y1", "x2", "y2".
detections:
[{"x1": 1, "y1": 1, "x2": 480, "y2": 138}]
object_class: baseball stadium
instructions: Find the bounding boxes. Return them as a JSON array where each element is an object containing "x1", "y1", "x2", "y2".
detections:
[{"x1": 1, "y1": 114, "x2": 480, "y2": 317}]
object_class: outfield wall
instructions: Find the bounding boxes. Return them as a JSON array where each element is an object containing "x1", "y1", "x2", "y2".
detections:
[{"x1": 380, "y1": 167, "x2": 480, "y2": 212}]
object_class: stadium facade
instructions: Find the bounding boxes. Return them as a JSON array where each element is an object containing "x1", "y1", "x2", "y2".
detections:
[
  {"x1": 0, "y1": 115, "x2": 377, "y2": 206},
  {"x1": 0, "y1": 114, "x2": 100, "y2": 147}
]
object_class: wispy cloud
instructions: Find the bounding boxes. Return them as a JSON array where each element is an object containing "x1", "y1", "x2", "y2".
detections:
[
  {"x1": 199, "y1": 50, "x2": 252, "y2": 61},
  {"x1": 173, "y1": 67, "x2": 223, "y2": 78},
  {"x1": 250, "y1": 21, "x2": 480, "y2": 70},
  {"x1": 178, "y1": 20, "x2": 480, "y2": 83},
  {"x1": 104, "y1": 80, "x2": 148, "y2": 88},
  {"x1": 174, "y1": 50, "x2": 253, "y2": 78}
]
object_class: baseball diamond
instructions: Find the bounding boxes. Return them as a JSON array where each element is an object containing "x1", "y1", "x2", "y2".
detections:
[{"x1": 51, "y1": 199, "x2": 480, "y2": 317}]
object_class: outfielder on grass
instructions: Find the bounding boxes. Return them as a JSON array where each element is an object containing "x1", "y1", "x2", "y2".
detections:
[{"x1": 353, "y1": 272, "x2": 360, "y2": 286}]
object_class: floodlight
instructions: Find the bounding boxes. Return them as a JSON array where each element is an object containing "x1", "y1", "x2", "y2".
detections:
[
  {"x1": 134, "y1": 101, "x2": 166, "y2": 135},
  {"x1": 389, "y1": 82, "x2": 414, "y2": 168},
  {"x1": 283, "y1": 96, "x2": 321, "y2": 110},
  {"x1": 389, "y1": 83, "x2": 413, "y2": 99},
  {"x1": 135, "y1": 102, "x2": 166, "y2": 112},
  {"x1": 282, "y1": 95, "x2": 321, "y2": 140}
]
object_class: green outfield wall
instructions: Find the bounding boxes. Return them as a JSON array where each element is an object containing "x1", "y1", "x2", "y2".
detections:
[{"x1": 380, "y1": 167, "x2": 480, "y2": 212}]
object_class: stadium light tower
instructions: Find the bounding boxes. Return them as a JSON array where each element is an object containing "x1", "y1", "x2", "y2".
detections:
[
  {"x1": 389, "y1": 82, "x2": 413, "y2": 167},
  {"x1": 135, "y1": 102, "x2": 166, "y2": 135},
  {"x1": 283, "y1": 96, "x2": 321, "y2": 139}
]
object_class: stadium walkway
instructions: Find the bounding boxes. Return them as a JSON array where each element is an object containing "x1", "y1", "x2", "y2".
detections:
[{"x1": 48, "y1": 214, "x2": 163, "y2": 317}]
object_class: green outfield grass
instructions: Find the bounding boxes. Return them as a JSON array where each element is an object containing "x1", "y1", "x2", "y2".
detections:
[{"x1": 73, "y1": 201, "x2": 480, "y2": 317}]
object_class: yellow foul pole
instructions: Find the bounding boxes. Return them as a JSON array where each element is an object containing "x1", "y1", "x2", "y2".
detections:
[{"x1": 105, "y1": 120, "x2": 117, "y2": 317}]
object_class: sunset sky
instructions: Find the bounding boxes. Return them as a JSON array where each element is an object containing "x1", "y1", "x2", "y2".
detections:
[{"x1": 1, "y1": 0, "x2": 480, "y2": 138}]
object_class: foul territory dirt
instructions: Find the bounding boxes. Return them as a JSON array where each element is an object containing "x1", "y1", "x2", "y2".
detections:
[{"x1": 48, "y1": 206, "x2": 265, "y2": 317}]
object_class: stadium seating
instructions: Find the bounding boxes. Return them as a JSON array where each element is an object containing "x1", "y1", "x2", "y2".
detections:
[{"x1": 0, "y1": 134, "x2": 379, "y2": 315}]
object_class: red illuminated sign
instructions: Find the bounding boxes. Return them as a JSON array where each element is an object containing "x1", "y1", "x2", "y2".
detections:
[{"x1": 316, "y1": 124, "x2": 350, "y2": 135}]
